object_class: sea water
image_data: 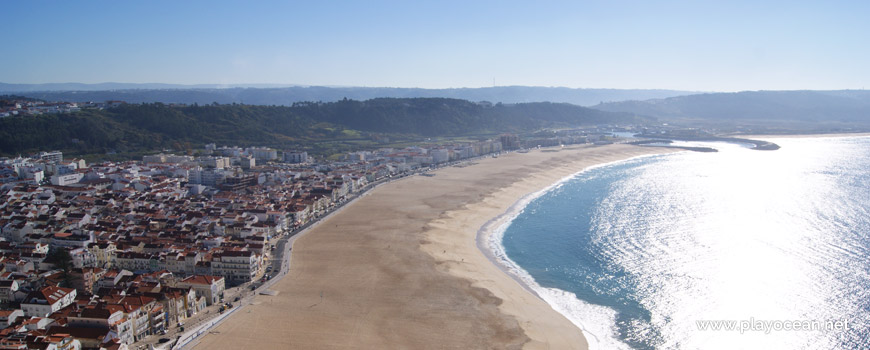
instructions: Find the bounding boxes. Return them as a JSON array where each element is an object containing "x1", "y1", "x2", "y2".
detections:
[{"x1": 493, "y1": 137, "x2": 870, "y2": 350}]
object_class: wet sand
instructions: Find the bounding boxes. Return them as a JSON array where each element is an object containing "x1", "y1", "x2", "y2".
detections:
[{"x1": 191, "y1": 144, "x2": 676, "y2": 350}]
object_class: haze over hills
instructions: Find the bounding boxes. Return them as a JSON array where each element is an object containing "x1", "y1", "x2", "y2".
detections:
[
  {"x1": 0, "y1": 82, "x2": 300, "y2": 92},
  {"x1": 592, "y1": 90, "x2": 870, "y2": 129},
  {"x1": 0, "y1": 83, "x2": 695, "y2": 106},
  {"x1": 0, "y1": 98, "x2": 646, "y2": 157}
]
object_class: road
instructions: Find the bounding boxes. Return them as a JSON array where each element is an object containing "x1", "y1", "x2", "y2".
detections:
[{"x1": 134, "y1": 155, "x2": 506, "y2": 350}]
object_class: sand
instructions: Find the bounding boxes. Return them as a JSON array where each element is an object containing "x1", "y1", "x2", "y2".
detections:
[
  {"x1": 741, "y1": 132, "x2": 870, "y2": 139},
  {"x1": 190, "y1": 144, "x2": 676, "y2": 350}
]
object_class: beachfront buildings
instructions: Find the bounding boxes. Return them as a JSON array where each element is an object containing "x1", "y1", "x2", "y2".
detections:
[
  {"x1": 177, "y1": 275, "x2": 225, "y2": 306},
  {"x1": 0, "y1": 147, "x2": 388, "y2": 346},
  {"x1": 210, "y1": 251, "x2": 259, "y2": 284},
  {"x1": 0, "y1": 129, "x2": 601, "y2": 347}
]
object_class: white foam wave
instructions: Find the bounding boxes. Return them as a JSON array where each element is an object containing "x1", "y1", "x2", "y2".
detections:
[{"x1": 479, "y1": 154, "x2": 664, "y2": 350}]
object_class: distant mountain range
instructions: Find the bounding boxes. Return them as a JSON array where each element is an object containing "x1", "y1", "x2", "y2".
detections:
[
  {"x1": 592, "y1": 90, "x2": 870, "y2": 128},
  {"x1": 0, "y1": 82, "x2": 301, "y2": 92},
  {"x1": 0, "y1": 83, "x2": 695, "y2": 106},
  {"x1": 5, "y1": 83, "x2": 869, "y2": 136}
]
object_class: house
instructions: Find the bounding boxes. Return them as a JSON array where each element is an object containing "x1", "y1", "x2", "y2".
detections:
[
  {"x1": 65, "y1": 305, "x2": 133, "y2": 345},
  {"x1": 21, "y1": 332, "x2": 81, "y2": 350},
  {"x1": 22, "y1": 316, "x2": 56, "y2": 330},
  {"x1": 20, "y1": 286, "x2": 77, "y2": 317},
  {"x1": 145, "y1": 287, "x2": 197, "y2": 327},
  {"x1": 69, "y1": 267, "x2": 106, "y2": 294},
  {"x1": 94, "y1": 269, "x2": 134, "y2": 292},
  {"x1": 88, "y1": 242, "x2": 117, "y2": 268},
  {"x1": 107, "y1": 295, "x2": 164, "y2": 339},
  {"x1": 0, "y1": 280, "x2": 20, "y2": 304},
  {"x1": 176, "y1": 275, "x2": 224, "y2": 306},
  {"x1": 0, "y1": 309, "x2": 23, "y2": 327},
  {"x1": 210, "y1": 250, "x2": 259, "y2": 284},
  {"x1": 47, "y1": 325, "x2": 113, "y2": 349}
]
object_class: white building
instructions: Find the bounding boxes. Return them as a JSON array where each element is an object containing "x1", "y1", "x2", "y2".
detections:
[
  {"x1": 284, "y1": 151, "x2": 308, "y2": 163},
  {"x1": 430, "y1": 149, "x2": 449, "y2": 164},
  {"x1": 210, "y1": 250, "x2": 260, "y2": 284},
  {"x1": 38, "y1": 151, "x2": 63, "y2": 164},
  {"x1": 200, "y1": 156, "x2": 231, "y2": 169},
  {"x1": 177, "y1": 275, "x2": 225, "y2": 306},
  {"x1": 216, "y1": 146, "x2": 242, "y2": 157},
  {"x1": 143, "y1": 153, "x2": 193, "y2": 164},
  {"x1": 19, "y1": 167, "x2": 44, "y2": 183},
  {"x1": 0, "y1": 309, "x2": 23, "y2": 327},
  {"x1": 240, "y1": 157, "x2": 256, "y2": 169},
  {"x1": 189, "y1": 167, "x2": 229, "y2": 186},
  {"x1": 247, "y1": 147, "x2": 278, "y2": 161},
  {"x1": 166, "y1": 154, "x2": 194, "y2": 163},
  {"x1": 21, "y1": 286, "x2": 77, "y2": 317},
  {"x1": 50, "y1": 172, "x2": 84, "y2": 186}
]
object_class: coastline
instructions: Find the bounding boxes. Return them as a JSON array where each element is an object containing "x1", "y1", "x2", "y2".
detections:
[
  {"x1": 419, "y1": 145, "x2": 679, "y2": 350},
  {"x1": 472, "y1": 153, "x2": 670, "y2": 350},
  {"x1": 738, "y1": 131, "x2": 870, "y2": 139},
  {"x1": 190, "y1": 144, "x2": 677, "y2": 350}
]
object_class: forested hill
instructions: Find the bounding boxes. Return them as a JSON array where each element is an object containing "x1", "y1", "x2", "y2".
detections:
[
  {"x1": 593, "y1": 90, "x2": 870, "y2": 126},
  {"x1": 0, "y1": 98, "x2": 646, "y2": 157},
  {"x1": 295, "y1": 98, "x2": 640, "y2": 135}
]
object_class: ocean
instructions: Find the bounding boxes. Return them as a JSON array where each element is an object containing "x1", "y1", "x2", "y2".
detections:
[{"x1": 491, "y1": 136, "x2": 870, "y2": 350}]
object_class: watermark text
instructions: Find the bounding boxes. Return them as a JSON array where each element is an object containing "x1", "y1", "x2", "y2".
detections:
[{"x1": 696, "y1": 317, "x2": 850, "y2": 334}]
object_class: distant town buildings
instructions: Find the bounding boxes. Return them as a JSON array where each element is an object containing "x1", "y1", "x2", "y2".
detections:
[
  {"x1": 246, "y1": 147, "x2": 278, "y2": 161},
  {"x1": 499, "y1": 134, "x2": 520, "y2": 150},
  {"x1": 284, "y1": 151, "x2": 308, "y2": 164},
  {"x1": 0, "y1": 98, "x2": 127, "y2": 118}
]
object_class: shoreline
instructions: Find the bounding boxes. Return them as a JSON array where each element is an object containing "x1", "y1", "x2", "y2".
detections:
[
  {"x1": 474, "y1": 152, "x2": 670, "y2": 294},
  {"x1": 738, "y1": 131, "x2": 870, "y2": 139},
  {"x1": 172, "y1": 177, "x2": 392, "y2": 349},
  {"x1": 418, "y1": 144, "x2": 680, "y2": 349},
  {"x1": 469, "y1": 132, "x2": 870, "y2": 350},
  {"x1": 473, "y1": 153, "x2": 670, "y2": 349},
  {"x1": 190, "y1": 143, "x2": 677, "y2": 350}
]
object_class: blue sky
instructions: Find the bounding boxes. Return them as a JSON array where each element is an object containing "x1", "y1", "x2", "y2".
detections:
[{"x1": 3, "y1": 0, "x2": 868, "y2": 91}]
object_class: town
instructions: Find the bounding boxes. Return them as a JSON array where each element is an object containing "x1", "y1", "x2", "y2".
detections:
[
  {"x1": 0, "y1": 109, "x2": 622, "y2": 350},
  {"x1": 0, "y1": 98, "x2": 127, "y2": 117}
]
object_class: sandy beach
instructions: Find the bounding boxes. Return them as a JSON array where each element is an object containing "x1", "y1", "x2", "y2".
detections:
[
  {"x1": 190, "y1": 143, "x2": 676, "y2": 350},
  {"x1": 740, "y1": 132, "x2": 870, "y2": 139}
]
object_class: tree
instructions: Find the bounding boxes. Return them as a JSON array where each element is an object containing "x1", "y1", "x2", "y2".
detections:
[{"x1": 45, "y1": 247, "x2": 76, "y2": 287}]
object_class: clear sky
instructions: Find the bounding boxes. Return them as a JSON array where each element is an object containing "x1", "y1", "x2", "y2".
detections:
[{"x1": 3, "y1": 0, "x2": 868, "y2": 91}]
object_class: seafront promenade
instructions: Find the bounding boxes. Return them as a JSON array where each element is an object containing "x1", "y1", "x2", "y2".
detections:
[
  {"x1": 138, "y1": 158, "x2": 486, "y2": 350},
  {"x1": 186, "y1": 144, "x2": 674, "y2": 350}
]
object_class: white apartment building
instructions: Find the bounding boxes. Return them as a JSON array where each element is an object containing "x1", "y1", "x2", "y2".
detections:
[
  {"x1": 430, "y1": 149, "x2": 449, "y2": 164},
  {"x1": 247, "y1": 147, "x2": 278, "y2": 161},
  {"x1": 50, "y1": 173, "x2": 84, "y2": 186},
  {"x1": 284, "y1": 151, "x2": 308, "y2": 163}
]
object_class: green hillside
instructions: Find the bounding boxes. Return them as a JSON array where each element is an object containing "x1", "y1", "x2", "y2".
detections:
[{"x1": 0, "y1": 98, "x2": 646, "y2": 158}]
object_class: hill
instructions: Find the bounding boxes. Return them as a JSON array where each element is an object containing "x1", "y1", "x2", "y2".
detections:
[
  {"x1": 2, "y1": 84, "x2": 694, "y2": 107},
  {"x1": 592, "y1": 90, "x2": 870, "y2": 129},
  {"x1": 0, "y1": 98, "x2": 647, "y2": 158}
]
